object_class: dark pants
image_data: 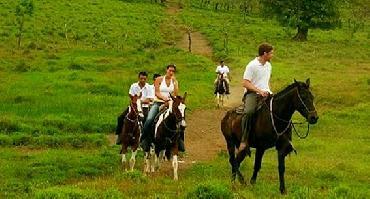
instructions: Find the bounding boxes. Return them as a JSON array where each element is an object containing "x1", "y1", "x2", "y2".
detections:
[
  {"x1": 241, "y1": 92, "x2": 257, "y2": 145},
  {"x1": 141, "y1": 102, "x2": 161, "y2": 151}
]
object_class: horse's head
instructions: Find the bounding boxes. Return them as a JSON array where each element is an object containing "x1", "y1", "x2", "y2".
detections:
[
  {"x1": 293, "y1": 79, "x2": 318, "y2": 124},
  {"x1": 170, "y1": 92, "x2": 187, "y2": 128},
  {"x1": 129, "y1": 95, "x2": 140, "y2": 117}
]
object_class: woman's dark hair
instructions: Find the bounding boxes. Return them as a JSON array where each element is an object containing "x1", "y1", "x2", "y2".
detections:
[{"x1": 166, "y1": 64, "x2": 176, "y2": 71}]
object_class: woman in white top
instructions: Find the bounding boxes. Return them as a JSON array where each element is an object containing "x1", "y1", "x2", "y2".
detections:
[{"x1": 141, "y1": 64, "x2": 179, "y2": 151}]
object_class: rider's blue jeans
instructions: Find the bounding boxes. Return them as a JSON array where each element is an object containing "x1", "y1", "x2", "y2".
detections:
[{"x1": 141, "y1": 102, "x2": 162, "y2": 144}]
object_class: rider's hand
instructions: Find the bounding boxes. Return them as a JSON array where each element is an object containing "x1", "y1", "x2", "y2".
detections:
[
  {"x1": 258, "y1": 90, "x2": 269, "y2": 97},
  {"x1": 163, "y1": 96, "x2": 170, "y2": 102}
]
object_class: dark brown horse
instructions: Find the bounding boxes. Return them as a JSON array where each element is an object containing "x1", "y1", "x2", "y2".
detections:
[
  {"x1": 221, "y1": 79, "x2": 318, "y2": 194},
  {"x1": 120, "y1": 95, "x2": 142, "y2": 171},
  {"x1": 144, "y1": 92, "x2": 187, "y2": 180}
]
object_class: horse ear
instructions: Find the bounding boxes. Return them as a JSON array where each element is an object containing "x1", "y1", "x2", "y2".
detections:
[
  {"x1": 294, "y1": 78, "x2": 298, "y2": 84},
  {"x1": 183, "y1": 92, "x2": 187, "y2": 103},
  {"x1": 306, "y1": 78, "x2": 310, "y2": 88}
]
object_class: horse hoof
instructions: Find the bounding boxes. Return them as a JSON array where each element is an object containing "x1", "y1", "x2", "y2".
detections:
[
  {"x1": 280, "y1": 188, "x2": 287, "y2": 195},
  {"x1": 250, "y1": 179, "x2": 256, "y2": 185}
]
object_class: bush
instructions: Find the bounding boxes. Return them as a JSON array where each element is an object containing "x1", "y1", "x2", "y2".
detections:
[
  {"x1": 35, "y1": 186, "x2": 125, "y2": 199},
  {"x1": 185, "y1": 182, "x2": 233, "y2": 199},
  {"x1": 115, "y1": 170, "x2": 148, "y2": 183},
  {"x1": 0, "y1": 117, "x2": 20, "y2": 133},
  {"x1": 0, "y1": 135, "x2": 13, "y2": 146},
  {"x1": 13, "y1": 61, "x2": 31, "y2": 72},
  {"x1": 13, "y1": 134, "x2": 33, "y2": 146},
  {"x1": 35, "y1": 186, "x2": 94, "y2": 199},
  {"x1": 88, "y1": 84, "x2": 119, "y2": 96}
]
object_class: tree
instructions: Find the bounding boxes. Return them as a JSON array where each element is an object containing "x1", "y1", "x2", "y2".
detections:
[
  {"x1": 261, "y1": 0, "x2": 340, "y2": 41},
  {"x1": 15, "y1": 0, "x2": 34, "y2": 49}
]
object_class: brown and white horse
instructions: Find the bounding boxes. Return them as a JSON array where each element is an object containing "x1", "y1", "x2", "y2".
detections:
[
  {"x1": 144, "y1": 92, "x2": 187, "y2": 180},
  {"x1": 120, "y1": 95, "x2": 144, "y2": 171},
  {"x1": 215, "y1": 74, "x2": 227, "y2": 107}
]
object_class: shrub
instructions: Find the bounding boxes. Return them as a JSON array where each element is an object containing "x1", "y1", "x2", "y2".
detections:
[
  {"x1": 185, "y1": 182, "x2": 233, "y2": 199},
  {"x1": 13, "y1": 60, "x2": 31, "y2": 72}
]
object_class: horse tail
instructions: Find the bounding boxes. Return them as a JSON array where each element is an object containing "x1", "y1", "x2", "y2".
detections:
[{"x1": 221, "y1": 110, "x2": 233, "y2": 142}]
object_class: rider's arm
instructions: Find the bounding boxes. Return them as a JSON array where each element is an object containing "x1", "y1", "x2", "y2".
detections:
[
  {"x1": 243, "y1": 79, "x2": 268, "y2": 96},
  {"x1": 155, "y1": 77, "x2": 169, "y2": 101},
  {"x1": 173, "y1": 79, "x2": 179, "y2": 96}
]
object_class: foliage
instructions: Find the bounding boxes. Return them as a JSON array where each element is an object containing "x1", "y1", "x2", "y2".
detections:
[{"x1": 260, "y1": 0, "x2": 340, "y2": 40}]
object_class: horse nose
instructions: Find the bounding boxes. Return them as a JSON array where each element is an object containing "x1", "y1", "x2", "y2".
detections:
[{"x1": 309, "y1": 116, "x2": 318, "y2": 124}]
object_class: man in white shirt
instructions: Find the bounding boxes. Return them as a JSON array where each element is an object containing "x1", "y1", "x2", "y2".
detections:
[
  {"x1": 240, "y1": 43, "x2": 274, "y2": 156},
  {"x1": 147, "y1": 73, "x2": 161, "y2": 107},
  {"x1": 214, "y1": 60, "x2": 231, "y2": 95},
  {"x1": 116, "y1": 71, "x2": 153, "y2": 145}
]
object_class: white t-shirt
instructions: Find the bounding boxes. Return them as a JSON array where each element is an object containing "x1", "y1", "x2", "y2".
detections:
[
  {"x1": 215, "y1": 65, "x2": 230, "y2": 77},
  {"x1": 243, "y1": 57, "x2": 272, "y2": 93},
  {"x1": 129, "y1": 82, "x2": 153, "y2": 107},
  {"x1": 147, "y1": 84, "x2": 155, "y2": 99}
]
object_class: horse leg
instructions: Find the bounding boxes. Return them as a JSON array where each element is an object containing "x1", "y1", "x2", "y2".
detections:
[
  {"x1": 277, "y1": 150, "x2": 287, "y2": 194},
  {"x1": 129, "y1": 150, "x2": 137, "y2": 171},
  {"x1": 235, "y1": 148, "x2": 248, "y2": 184},
  {"x1": 155, "y1": 150, "x2": 165, "y2": 170},
  {"x1": 216, "y1": 93, "x2": 220, "y2": 107},
  {"x1": 172, "y1": 144, "x2": 179, "y2": 181},
  {"x1": 121, "y1": 153, "x2": 127, "y2": 171},
  {"x1": 150, "y1": 146, "x2": 156, "y2": 172},
  {"x1": 121, "y1": 144, "x2": 128, "y2": 171},
  {"x1": 250, "y1": 148, "x2": 265, "y2": 184},
  {"x1": 144, "y1": 152, "x2": 151, "y2": 174},
  {"x1": 226, "y1": 140, "x2": 237, "y2": 182}
]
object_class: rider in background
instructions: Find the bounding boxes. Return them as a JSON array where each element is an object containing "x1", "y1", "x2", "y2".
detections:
[
  {"x1": 116, "y1": 71, "x2": 152, "y2": 145},
  {"x1": 214, "y1": 60, "x2": 231, "y2": 95}
]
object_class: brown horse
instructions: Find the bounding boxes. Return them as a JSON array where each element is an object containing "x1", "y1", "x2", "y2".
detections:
[
  {"x1": 144, "y1": 92, "x2": 187, "y2": 180},
  {"x1": 120, "y1": 95, "x2": 142, "y2": 171},
  {"x1": 221, "y1": 79, "x2": 318, "y2": 194}
]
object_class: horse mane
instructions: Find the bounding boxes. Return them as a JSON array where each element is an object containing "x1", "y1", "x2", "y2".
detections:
[{"x1": 274, "y1": 82, "x2": 299, "y2": 99}]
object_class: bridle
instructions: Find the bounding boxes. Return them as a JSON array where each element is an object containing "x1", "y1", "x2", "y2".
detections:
[{"x1": 268, "y1": 87, "x2": 315, "y2": 139}]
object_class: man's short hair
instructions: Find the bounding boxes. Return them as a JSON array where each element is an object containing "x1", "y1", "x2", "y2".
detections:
[
  {"x1": 220, "y1": 60, "x2": 224, "y2": 64},
  {"x1": 138, "y1": 71, "x2": 148, "y2": 77},
  {"x1": 153, "y1": 73, "x2": 161, "y2": 80},
  {"x1": 166, "y1": 64, "x2": 176, "y2": 71},
  {"x1": 258, "y1": 43, "x2": 273, "y2": 56}
]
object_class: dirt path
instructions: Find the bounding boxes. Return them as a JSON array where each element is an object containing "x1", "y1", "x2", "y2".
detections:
[{"x1": 109, "y1": 1, "x2": 244, "y2": 167}]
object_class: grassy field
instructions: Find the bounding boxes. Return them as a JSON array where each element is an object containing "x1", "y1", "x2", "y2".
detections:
[{"x1": 0, "y1": 0, "x2": 369, "y2": 198}]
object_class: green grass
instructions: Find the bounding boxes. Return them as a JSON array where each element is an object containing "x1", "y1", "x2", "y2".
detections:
[{"x1": 0, "y1": 0, "x2": 369, "y2": 198}]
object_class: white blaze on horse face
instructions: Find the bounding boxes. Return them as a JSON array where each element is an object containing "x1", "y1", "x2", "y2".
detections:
[
  {"x1": 136, "y1": 99, "x2": 144, "y2": 118},
  {"x1": 168, "y1": 100, "x2": 173, "y2": 113},
  {"x1": 172, "y1": 155, "x2": 178, "y2": 180},
  {"x1": 178, "y1": 103, "x2": 186, "y2": 127}
]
